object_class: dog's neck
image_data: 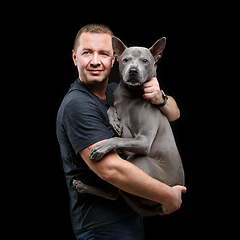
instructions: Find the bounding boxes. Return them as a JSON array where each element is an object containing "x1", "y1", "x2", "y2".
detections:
[{"x1": 120, "y1": 81, "x2": 144, "y2": 98}]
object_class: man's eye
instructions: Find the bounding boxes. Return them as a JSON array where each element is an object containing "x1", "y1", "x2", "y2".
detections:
[
  {"x1": 100, "y1": 52, "x2": 108, "y2": 56},
  {"x1": 82, "y1": 51, "x2": 90, "y2": 55}
]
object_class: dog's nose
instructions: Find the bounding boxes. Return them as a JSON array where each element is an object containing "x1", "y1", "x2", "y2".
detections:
[{"x1": 129, "y1": 68, "x2": 138, "y2": 75}]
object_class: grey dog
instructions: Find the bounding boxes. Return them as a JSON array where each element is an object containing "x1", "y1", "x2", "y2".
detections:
[{"x1": 73, "y1": 36, "x2": 184, "y2": 216}]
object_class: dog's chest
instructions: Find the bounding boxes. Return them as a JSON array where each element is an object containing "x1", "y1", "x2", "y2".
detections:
[{"x1": 115, "y1": 96, "x2": 154, "y2": 138}]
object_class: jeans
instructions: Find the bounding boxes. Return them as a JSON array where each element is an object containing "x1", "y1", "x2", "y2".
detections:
[{"x1": 75, "y1": 214, "x2": 145, "y2": 240}]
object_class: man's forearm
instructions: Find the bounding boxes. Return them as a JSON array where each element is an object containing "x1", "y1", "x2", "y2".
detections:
[
  {"x1": 108, "y1": 157, "x2": 186, "y2": 215},
  {"x1": 158, "y1": 95, "x2": 180, "y2": 122},
  {"x1": 105, "y1": 151, "x2": 173, "y2": 205},
  {"x1": 81, "y1": 146, "x2": 172, "y2": 205}
]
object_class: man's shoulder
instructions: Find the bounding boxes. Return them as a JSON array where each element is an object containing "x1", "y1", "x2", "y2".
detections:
[
  {"x1": 64, "y1": 79, "x2": 95, "y2": 105},
  {"x1": 64, "y1": 92, "x2": 96, "y2": 115},
  {"x1": 58, "y1": 81, "x2": 94, "y2": 119},
  {"x1": 68, "y1": 78, "x2": 89, "y2": 94}
]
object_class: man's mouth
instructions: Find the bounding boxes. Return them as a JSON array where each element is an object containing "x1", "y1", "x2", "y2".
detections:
[{"x1": 88, "y1": 69, "x2": 103, "y2": 75}]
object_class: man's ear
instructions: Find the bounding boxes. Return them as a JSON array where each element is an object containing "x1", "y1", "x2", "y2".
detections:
[
  {"x1": 72, "y1": 50, "x2": 77, "y2": 66},
  {"x1": 112, "y1": 36, "x2": 127, "y2": 59},
  {"x1": 111, "y1": 56, "x2": 115, "y2": 68},
  {"x1": 149, "y1": 37, "x2": 166, "y2": 62}
]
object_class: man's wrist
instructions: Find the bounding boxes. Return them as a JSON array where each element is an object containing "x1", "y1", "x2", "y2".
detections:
[{"x1": 156, "y1": 90, "x2": 168, "y2": 108}]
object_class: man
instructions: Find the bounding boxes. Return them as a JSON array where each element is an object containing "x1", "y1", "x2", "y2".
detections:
[{"x1": 56, "y1": 23, "x2": 186, "y2": 240}]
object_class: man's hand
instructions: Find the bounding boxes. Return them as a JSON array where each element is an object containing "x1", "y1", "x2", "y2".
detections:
[
  {"x1": 142, "y1": 77, "x2": 164, "y2": 105},
  {"x1": 160, "y1": 185, "x2": 187, "y2": 215}
]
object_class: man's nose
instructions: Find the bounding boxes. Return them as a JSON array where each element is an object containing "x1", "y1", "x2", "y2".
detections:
[{"x1": 90, "y1": 53, "x2": 101, "y2": 66}]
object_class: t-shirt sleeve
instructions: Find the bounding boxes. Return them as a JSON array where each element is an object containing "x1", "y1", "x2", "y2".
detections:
[{"x1": 63, "y1": 98, "x2": 113, "y2": 154}]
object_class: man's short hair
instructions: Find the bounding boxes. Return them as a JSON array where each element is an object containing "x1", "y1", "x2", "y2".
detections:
[{"x1": 73, "y1": 23, "x2": 114, "y2": 52}]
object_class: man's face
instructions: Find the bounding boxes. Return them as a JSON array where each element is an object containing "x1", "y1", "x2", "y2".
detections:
[{"x1": 72, "y1": 32, "x2": 115, "y2": 85}]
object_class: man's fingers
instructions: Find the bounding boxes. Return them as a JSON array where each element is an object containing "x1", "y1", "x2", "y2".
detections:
[
  {"x1": 159, "y1": 212, "x2": 165, "y2": 216},
  {"x1": 142, "y1": 86, "x2": 151, "y2": 93},
  {"x1": 173, "y1": 185, "x2": 187, "y2": 193},
  {"x1": 142, "y1": 82, "x2": 151, "y2": 89},
  {"x1": 143, "y1": 92, "x2": 155, "y2": 99},
  {"x1": 181, "y1": 186, "x2": 187, "y2": 193},
  {"x1": 142, "y1": 77, "x2": 158, "y2": 89}
]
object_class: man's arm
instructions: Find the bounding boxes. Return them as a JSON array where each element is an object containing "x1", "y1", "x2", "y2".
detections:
[
  {"x1": 79, "y1": 140, "x2": 186, "y2": 215},
  {"x1": 142, "y1": 77, "x2": 180, "y2": 122}
]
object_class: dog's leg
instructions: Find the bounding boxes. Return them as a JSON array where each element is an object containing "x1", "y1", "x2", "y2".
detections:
[
  {"x1": 73, "y1": 180, "x2": 119, "y2": 200},
  {"x1": 107, "y1": 106, "x2": 123, "y2": 136},
  {"x1": 89, "y1": 135, "x2": 153, "y2": 161}
]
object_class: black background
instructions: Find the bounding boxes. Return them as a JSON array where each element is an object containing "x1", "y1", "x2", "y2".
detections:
[{"x1": 26, "y1": 4, "x2": 225, "y2": 239}]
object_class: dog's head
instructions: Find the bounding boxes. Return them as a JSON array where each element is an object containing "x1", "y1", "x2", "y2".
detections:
[{"x1": 112, "y1": 36, "x2": 166, "y2": 87}]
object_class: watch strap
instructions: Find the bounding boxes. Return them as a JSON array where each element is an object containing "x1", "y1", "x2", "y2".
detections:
[{"x1": 156, "y1": 90, "x2": 168, "y2": 108}]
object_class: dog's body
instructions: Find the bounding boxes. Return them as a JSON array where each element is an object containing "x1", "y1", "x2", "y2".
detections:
[{"x1": 73, "y1": 37, "x2": 184, "y2": 216}]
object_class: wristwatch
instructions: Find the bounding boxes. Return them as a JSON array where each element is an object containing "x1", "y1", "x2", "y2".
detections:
[{"x1": 156, "y1": 90, "x2": 168, "y2": 108}]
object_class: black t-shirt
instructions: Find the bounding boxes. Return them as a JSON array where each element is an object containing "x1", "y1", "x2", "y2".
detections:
[{"x1": 56, "y1": 79, "x2": 135, "y2": 233}]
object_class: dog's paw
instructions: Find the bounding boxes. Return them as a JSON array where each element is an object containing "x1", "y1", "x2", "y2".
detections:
[
  {"x1": 107, "y1": 107, "x2": 123, "y2": 136},
  {"x1": 89, "y1": 140, "x2": 113, "y2": 161},
  {"x1": 112, "y1": 116, "x2": 123, "y2": 136},
  {"x1": 73, "y1": 179, "x2": 88, "y2": 194}
]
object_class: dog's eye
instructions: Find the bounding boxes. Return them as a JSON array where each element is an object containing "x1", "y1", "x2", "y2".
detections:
[
  {"x1": 122, "y1": 58, "x2": 128, "y2": 63},
  {"x1": 142, "y1": 59, "x2": 149, "y2": 64}
]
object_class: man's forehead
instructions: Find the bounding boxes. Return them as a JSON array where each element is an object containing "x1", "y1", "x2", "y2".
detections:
[{"x1": 79, "y1": 32, "x2": 112, "y2": 50}]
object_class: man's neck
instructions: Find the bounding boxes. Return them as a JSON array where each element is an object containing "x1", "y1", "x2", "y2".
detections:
[{"x1": 80, "y1": 78, "x2": 108, "y2": 100}]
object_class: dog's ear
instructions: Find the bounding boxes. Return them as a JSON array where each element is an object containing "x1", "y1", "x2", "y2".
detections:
[
  {"x1": 112, "y1": 36, "x2": 127, "y2": 59},
  {"x1": 149, "y1": 37, "x2": 166, "y2": 62}
]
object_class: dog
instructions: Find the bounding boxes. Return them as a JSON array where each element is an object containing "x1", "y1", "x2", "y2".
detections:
[{"x1": 73, "y1": 36, "x2": 184, "y2": 216}]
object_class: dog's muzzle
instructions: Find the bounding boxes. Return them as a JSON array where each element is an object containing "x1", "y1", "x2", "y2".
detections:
[{"x1": 125, "y1": 68, "x2": 142, "y2": 86}]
